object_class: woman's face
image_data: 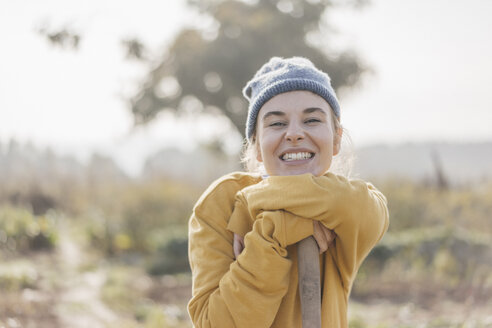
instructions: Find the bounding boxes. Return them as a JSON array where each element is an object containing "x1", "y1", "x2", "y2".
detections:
[{"x1": 255, "y1": 90, "x2": 340, "y2": 177}]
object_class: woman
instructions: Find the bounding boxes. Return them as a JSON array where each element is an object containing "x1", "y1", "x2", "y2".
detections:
[{"x1": 188, "y1": 57, "x2": 389, "y2": 327}]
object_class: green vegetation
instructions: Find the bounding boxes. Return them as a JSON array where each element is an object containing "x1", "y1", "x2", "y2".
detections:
[
  {"x1": 353, "y1": 180, "x2": 492, "y2": 305},
  {"x1": 0, "y1": 167, "x2": 198, "y2": 327},
  {"x1": 0, "y1": 160, "x2": 491, "y2": 326},
  {"x1": 0, "y1": 260, "x2": 38, "y2": 291},
  {"x1": 81, "y1": 179, "x2": 198, "y2": 257},
  {"x1": 0, "y1": 205, "x2": 58, "y2": 253}
]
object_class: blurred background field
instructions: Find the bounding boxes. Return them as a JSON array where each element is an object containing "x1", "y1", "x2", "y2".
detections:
[
  {"x1": 1, "y1": 141, "x2": 491, "y2": 327},
  {"x1": 1, "y1": 0, "x2": 492, "y2": 327}
]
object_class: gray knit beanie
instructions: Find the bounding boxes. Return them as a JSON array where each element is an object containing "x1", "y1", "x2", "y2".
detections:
[{"x1": 243, "y1": 56, "x2": 340, "y2": 141}]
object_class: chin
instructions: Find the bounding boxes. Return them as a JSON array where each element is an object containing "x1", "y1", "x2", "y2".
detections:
[{"x1": 279, "y1": 167, "x2": 318, "y2": 176}]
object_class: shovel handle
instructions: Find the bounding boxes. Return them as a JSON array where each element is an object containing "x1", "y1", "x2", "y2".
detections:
[{"x1": 297, "y1": 236, "x2": 321, "y2": 328}]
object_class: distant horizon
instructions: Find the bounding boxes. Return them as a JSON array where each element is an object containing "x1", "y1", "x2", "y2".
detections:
[{"x1": 2, "y1": 135, "x2": 491, "y2": 178}]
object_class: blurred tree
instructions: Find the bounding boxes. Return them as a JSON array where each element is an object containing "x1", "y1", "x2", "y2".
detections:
[
  {"x1": 121, "y1": 38, "x2": 148, "y2": 61},
  {"x1": 37, "y1": 25, "x2": 80, "y2": 50},
  {"x1": 431, "y1": 149, "x2": 449, "y2": 191},
  {"x1": 130, "y1": 0, "x2": 370, "y2": 138}
]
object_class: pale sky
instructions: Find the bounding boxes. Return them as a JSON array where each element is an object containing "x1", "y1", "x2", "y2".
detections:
[{"x1": 1, "y1": 0, "x2": 491, "y2": 175}]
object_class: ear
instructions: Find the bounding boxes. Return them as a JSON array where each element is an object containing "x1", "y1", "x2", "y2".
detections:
[
  {"x1": 256, "y1": 151, "x2": 263, "y2": 162},
  {"x1": 333, "y1": 127, "x2": 343, "y2": 156},
  {"x1": 255, "y1": 139, "x2": 263, "y2": 162}
]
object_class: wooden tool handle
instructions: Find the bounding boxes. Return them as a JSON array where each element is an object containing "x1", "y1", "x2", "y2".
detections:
[{"x1": 297, "y1": 236, "x2": 321, "y2": 328}]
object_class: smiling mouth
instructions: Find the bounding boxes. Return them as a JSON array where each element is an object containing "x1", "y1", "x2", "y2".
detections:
[{"x1": 280, "y1": 152, "x2": 314, "y2": 162}]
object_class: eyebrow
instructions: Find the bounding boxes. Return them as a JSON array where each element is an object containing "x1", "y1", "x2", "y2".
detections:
[
  {"x1": 304, "y1": 107, "x2": 327, "y2": 115},
  {"x1": 262, "y1": 107, "x2": 327, "y2": 120},
  {"x1": 262, "y1": 111, "x2": 285, "y2": 120}
]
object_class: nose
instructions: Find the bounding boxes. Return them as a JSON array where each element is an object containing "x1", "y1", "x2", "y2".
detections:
[{"x1": 285, "y1": 121, "x2": 305, "y2": 143}]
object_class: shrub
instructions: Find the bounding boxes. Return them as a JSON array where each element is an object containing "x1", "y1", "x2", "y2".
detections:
[
  {"x1": 0, "y1": 260, "x2": 38, "y2": 291},
  {"x1": 82, "y1": 179, "x2": 199, "y2": 257},
  {"x1": 146, "y1": 236, "x2": 189, "y2": 276},
  {"x1": 354, "y1": 226, "x2": 492, "y2": 302},
  {"x1": 0, "y1": 206, "x2": 58, "y2": 253}
]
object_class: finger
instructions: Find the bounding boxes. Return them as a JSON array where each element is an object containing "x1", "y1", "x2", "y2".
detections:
[
  {"x1": 233, "y1": 241, "x2": 240, "y2": 259},
  {"x1": 322, "y1": 225, "x2": 335, "y2": 244},
  {"x1": 317, "y1": 221, "x2": 329, "y2": 252},
  {"x1": 233, "y1": 233, "x2": 245, "y2": 259},
  {"x1": 317, "y1": 222, "x2": 336, "y2": 247},
  {"x1": 328, "y1": 229, "x2": 337, "y2": 246},
  {"x1": 320, "y1": 222, "x2": 330, "y2": 252},
  {"x1": 313, "y1": 221, "x2": 328, "y2": 254},
  {"x1": 320, "y1": 224, "x2": 330, "y2": 241}
]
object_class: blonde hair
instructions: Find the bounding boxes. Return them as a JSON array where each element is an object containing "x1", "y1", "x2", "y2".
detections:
[{"x1": 240, "y1": 114, "x2": 354, "y2": 177}]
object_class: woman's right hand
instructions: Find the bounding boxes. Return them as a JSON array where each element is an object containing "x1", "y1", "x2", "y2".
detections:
[{"x1": 313, "y1": 221, "x2": 336, "y2": 253}]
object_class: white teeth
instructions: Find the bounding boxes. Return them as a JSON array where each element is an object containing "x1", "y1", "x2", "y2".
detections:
[{"x1": 281, "y1": 152, "x2": 313, "y2": 161}]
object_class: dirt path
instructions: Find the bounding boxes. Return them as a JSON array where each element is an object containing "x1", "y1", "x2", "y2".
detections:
[{"x1": 53, "y1": 223, "x2": 118, "y2": 328}]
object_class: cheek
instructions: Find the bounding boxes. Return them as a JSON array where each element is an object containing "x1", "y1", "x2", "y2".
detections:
[
  {"x1": 314, "y1": 126, "x2": 334, "y2": 142},
  {"x1": 257, "y1": 131, "x2": 275, "y2": 151},
  {"x1": 257, "y1": 134, "x2": 282, "y2": 164}
]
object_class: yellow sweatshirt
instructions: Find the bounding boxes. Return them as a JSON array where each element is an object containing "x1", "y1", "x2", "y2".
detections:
[{"x1": 188, "y1": 172, "x2": 389, "y2": 328}]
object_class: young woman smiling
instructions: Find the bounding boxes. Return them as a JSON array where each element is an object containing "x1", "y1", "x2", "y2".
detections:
[{"x1": 188, "y1": 57, "x2": 389, "y2": 328}]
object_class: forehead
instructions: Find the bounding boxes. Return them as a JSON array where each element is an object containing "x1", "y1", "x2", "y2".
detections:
[{"x1": 259, "y1": 90, "x2": 332, "y2": 115}]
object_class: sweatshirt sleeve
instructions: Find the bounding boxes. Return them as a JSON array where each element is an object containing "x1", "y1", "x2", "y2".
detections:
[
  {"x1": 226, "y1": 193, "x2": 253, "y2": 237},
  {"x1": 188, "y1": 200, "x2": 313, "y2": 327},
  {"x1": 241, "y1": 173, "x2": 389, "y2": 293}
]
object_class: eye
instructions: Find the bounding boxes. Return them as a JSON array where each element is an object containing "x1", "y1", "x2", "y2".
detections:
[
  {"x1": 269, "y1": 121, "x2": 286, "y2": 127},
  {"x1": 305, "y1": 118, "x2": 322, "y2": 124}
]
